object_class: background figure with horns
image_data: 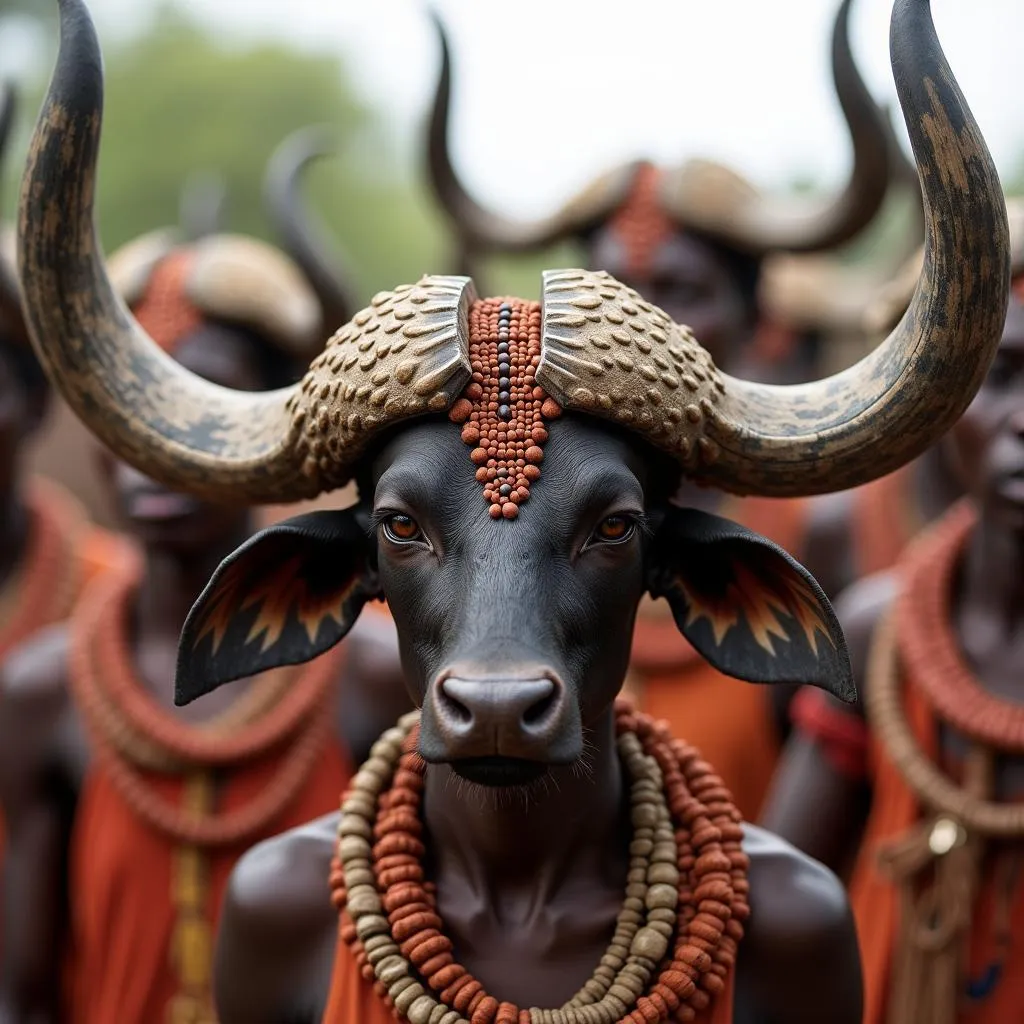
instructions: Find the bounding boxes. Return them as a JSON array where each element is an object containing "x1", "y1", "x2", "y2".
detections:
[
  {"x1": 427, "y1": 0, "x2": 908, "y2": 822},
  {"x1": 0, "y1": 226, "x2": 362, "y2": 1024},
  {"x1": 761, "y1": 263, "x2": 1024, "y2": 1024},
  {"x1": 0, "y1": 80, "x2": 132, "y2": 965}
]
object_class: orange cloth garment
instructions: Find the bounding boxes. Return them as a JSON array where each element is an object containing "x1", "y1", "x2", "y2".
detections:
[
  {"x1": 0, "y1": 483, "x2": 129, "y2": 951},
  {"x1": 64, "y1": 737, "x2": 350, "y2": 1024},
  {"x1": 628, "y1": 496, "x2": 807, "y2": 821},
  {"x1": 851, "y1": 653, "x2": 1024, "y2": 1024},
  {"x1": 850, "y1": 466, "x2": 917, "y2": 577},
  {"x1": 321, "y1": 936, "x2": 735, "y2": 1024}
]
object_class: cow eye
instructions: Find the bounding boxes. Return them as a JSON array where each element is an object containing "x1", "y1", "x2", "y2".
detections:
[
  {"x1": 382, "y1": 514, "x2": 423, "y2": 544},
  {"x1": 591, "y1": 514, "x2": 636, "y2": 545}
]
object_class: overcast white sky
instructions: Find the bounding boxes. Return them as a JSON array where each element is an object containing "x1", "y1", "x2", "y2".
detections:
[{"x1": 4, "y1": 0, "x2": 1023, "y2": 212}]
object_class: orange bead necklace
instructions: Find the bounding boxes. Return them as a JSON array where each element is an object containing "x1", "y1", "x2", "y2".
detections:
[
  {"x1": 69, "y1": 553, "x2": 340, "y2": 846},
  {"x1": 332, "y1": 700, "x2": 748, "y2": 1023}
]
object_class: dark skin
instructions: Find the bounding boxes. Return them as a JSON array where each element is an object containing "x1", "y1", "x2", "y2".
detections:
[
  {"x1": 213, "y1": 416, "x2": 862, "y2": 1024},
  {"x1": 0, "y1": 320, "x2": 402, "y2": 1023},
  {"x1": 0, "y1": 340, "x2": 49, "y2": 604},
  {"x1": 588, "y1": 227, "x2": 833, "y2": 747},
  {"x1": 761, "y1": 296, "x2": 1024, "y2": 869}
]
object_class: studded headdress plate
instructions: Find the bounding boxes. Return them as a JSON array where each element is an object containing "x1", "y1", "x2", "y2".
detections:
[{"x1": 288, "y1": 270, "x2": 727, "y2": 510}]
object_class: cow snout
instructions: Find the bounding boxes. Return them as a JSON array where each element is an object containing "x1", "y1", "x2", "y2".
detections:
[{"x1": 421, "y1": 673, "x2": 581, "y2": 770}]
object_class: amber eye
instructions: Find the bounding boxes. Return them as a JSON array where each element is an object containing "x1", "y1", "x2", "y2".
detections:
[
  {"x1": 594, "y1": 515, "x2": 635, "y2": 544},
  {"x1": 382, "y1": 514, "x2": 422, "y2": 543}
]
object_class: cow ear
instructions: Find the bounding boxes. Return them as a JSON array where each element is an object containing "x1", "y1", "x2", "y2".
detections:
[
  {"x1": 175, "y1": 509, "x2": 380, "y2": 706},
  {"x1": 646, "y1": 506, "x2": 855, "y2": 703}
]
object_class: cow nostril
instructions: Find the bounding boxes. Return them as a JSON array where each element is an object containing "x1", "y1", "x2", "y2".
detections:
[
  {"x1": 522, "y1": 681, "x2": 557, "y2": 726},
  {"x1": 438, "y1": 678, "x2": 473, "y2": 725}
]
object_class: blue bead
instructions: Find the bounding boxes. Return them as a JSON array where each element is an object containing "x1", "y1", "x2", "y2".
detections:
[{"x1": 966, "y1": 962, "x2": 1003, "y2": 1001}]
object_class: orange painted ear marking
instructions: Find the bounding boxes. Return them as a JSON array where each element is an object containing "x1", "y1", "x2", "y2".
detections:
[
  {"x1": 195, "y1": 553, "x2": 356, "y2": 656},
  {"x1": 176, "y1": 510, "x2": 378, "y2": 706},
  {"x1": 680, "y1": 550, "x2": 833, "y2": 657},
  {"x1": 647, "y1": 507, "x2": 854, "y2": 702}
]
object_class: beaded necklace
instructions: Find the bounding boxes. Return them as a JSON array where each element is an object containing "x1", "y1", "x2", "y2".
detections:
[
  {"x1": 0, "y1": 479, "x2": 85, "y2": 655},
  {"x1": 68, "y1": 548, "x2": 342, "y2": 1023},
  {"x1": 332, "y1": 701, "x2": 748, "y2": 1023},
  {"x1": 68, "y1": 550, "x2": 341, "y2": 847},
  {"x1": 894, "y1": 501, "x2": 1024, "y2": 753}
]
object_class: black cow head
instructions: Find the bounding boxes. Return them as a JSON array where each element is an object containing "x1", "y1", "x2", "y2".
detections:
[{"x1": 177, "y1": 415, "x2": 850, "y2": 786}]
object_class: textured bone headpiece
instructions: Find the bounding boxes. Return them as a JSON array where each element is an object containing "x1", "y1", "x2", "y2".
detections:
[
  {"x1": 108, "y1": 231, "x2": 322, "y2": 360},
  {"x1": 287, "y1": 270, "x2": 725, "y2": 502}
]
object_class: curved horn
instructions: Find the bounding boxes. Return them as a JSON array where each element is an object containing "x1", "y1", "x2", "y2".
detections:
[
  {"x1": 700, "y1": 0, "x2": 1007, "y2": 494},
  {"x1": 263, "y1": 125, "x2": 356, "y2": 335},
  {"x1": 539, "y1": 0, "x2": 1008, "y2": 497},
  {"x1": 755, "y1": 100, "x2": 927, "y2": 335},
  {"x1": 18, "y1": 0, "x2": 314, "y2": 504},
  {"x1": 0, "y1": 81, "x2": 27, "y2": 345},
  {"x1": 883, "y1": 102, "x2": 926, "y2": 264},
  {"x1": 661, "y1": 0, "x2": 891, "y2": 255},
  {"x1": 425, "y1": 12, "x2": 637, "y2": 253},
  {"x1": 178, "y1": 170, "x2": 228, "y2": 242}
]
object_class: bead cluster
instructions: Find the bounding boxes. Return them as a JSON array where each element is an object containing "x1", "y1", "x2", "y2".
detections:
[
  {"x1": 896, "y1": 501, "x2": 1024, "y2": 754},
  {"x1": 0, "y1": 480, "x2": 83, "y2": 658},
  {"x1": 449, "y1": 298, "x2": 562, "y2": 520},
  {"x1": 606, "y1": 164, "x2": 676, "y2": 280},
  {"x1": 331, "y1": 701, "x2": 749, "y2": 1023},
  {"x1": 868, "y1": 502, "x2": 1024, "y2": 836},
  {"x1": 132, "y1": 249, "x2": 204, "y2": 353},
  {"x1": 68, "y1": 557, "x2": 341, "y2": 847}
]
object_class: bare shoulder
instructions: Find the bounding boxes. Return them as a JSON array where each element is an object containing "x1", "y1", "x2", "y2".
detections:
[
  {"x1": 801, "y1": 490, "x2": 856, "y2": 599},
  {"x1": 834, "y1": 569, "x2": 898, "y2": 689},
  {"x1": 737, "y1": 825, "x2": 862, "y2": 1024},
  {"x1": 1, "y1": 622, "x2": 71, "y2": 706},
  {"x1": 215, "y1": 812, "x2": 340, "y2": 1024},
  {"x1": 0, "y1": 624, "x2": 74, "y2": 795}
]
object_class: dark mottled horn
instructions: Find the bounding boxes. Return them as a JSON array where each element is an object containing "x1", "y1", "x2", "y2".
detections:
[
  {"x1": 686, "y1": 0, "x2": 1008, "y2": 493},
  {"x1": 264, "y1": 125, "x2": 355, "y2": 335},
  {"x1": 178, "y1": 170, "x2": 228, "y2": 242},
  {"x1": 0, "y1": 81, "x2": 27, "y2": 345},
  {"x1": 426, "y1": 11, "x2": 639, "y2": 252},
  {"x1": 17, "y1": 0, "x2": 314, "y2": 504},
  {"x1": 539, "y1": 0, "x2": 1008, "y2": 496},
  {"x1": 883, "y1": 101, "x2": 925, "y2": 263},
  {"x1": 660, "y1": 0, "x2": 890, "y2": 254}
]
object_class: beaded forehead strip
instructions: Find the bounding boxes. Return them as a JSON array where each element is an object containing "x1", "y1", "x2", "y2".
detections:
[
  {"x1": 448, "y1": 299, "x2": 562, "y2": 520},
  {"x1": 131, "y1": 250, "x2": 204, "y2": 354},
  {"x1": 606, "y1": 164, "x2": 676, "y2": 280},
  {"x1": 290, "y1": 271, "x2": 728, "y2": 505}
]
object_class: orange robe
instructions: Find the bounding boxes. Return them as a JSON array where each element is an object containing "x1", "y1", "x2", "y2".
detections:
[
  {"x1": 629, "y1": 496, "x2": 807, "y2": 820},
  {"x1": 851, "y1": 656, "x2": 1024, "y2": 1024},
  {"x1": 850, "y1": 466, "x2": 917, "y2": 577},
  {"x1": 322, "y1": 936, "x2": 735, "y2": 1023},
  {"x1": 0, "y1": 482, "x2": 129, "y2": 955},
  {"x1": 64, "y1": 739, "x2": 350, "y2": 1024}
]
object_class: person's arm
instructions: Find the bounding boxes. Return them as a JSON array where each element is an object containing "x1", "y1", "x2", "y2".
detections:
[
  {"x1": 759, "y1": 573, "x2": 896, "y2": 871},
  {"x1": 215, "y1": 815, "x2": 339, "y2": 1024},
  {"x1": 739, "y1": 824, "x2": 862, "y2": 1024},
  {"x1": 0, "y1": 627, "x2": 76, "y2": 1024}
]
